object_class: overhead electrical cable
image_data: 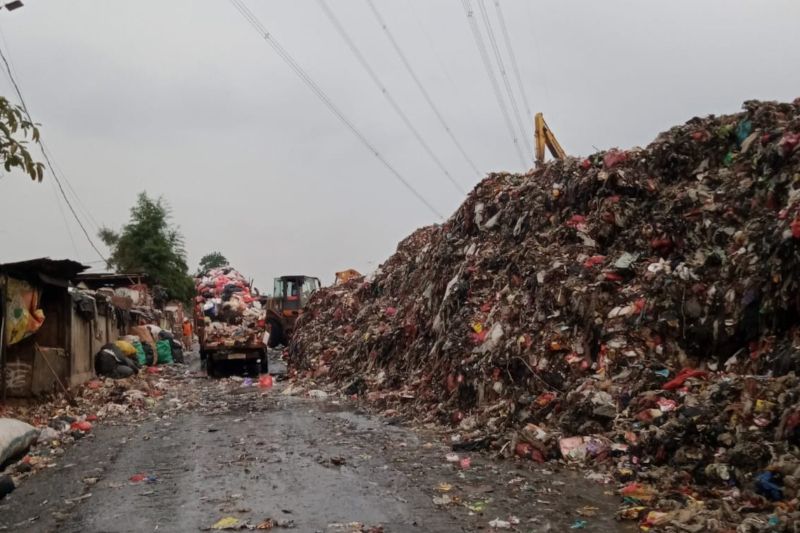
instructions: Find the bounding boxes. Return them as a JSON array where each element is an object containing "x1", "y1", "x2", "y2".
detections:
[
  {"x1": 493, "y1": 0, "x2": 534, "y2": 125},
  {"x1": 0, "y1": 41, "x2": 108, "y2": 262},
  {"x1": 523, "y1": 1, "x2": 552, "y2": 110},
  {"x1": 0, "y1": 23, "x2": 102, "y2": 233},
  {"x1": 316, "y1": 0, "x2": 465, "y2": 194},
  {"x1": 458, "y1": 0, "x2": 527, "y2": 168},
  {"x1": 49, "y1": 178, "x2": 81, "y2": 257},
  {"x1": 229, "y1": 0, "x2": 444, "y2": 220},
  {"x1": 365, "y1": 0, "x2": 482, "y2": 179},
  {"x1": 404, "y1": 0, "x2": 462, "y2": 99},
  {"x1": 476, "y1": 0, "x2": 532, "y2": 160}
]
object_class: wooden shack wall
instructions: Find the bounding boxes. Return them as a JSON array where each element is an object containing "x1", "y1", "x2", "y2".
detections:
[{"x1": 4, "y1": 284, "x2": 70, "y2": 397}]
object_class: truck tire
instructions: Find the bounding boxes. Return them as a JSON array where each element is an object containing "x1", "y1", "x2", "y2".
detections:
[
  {"x1": 267, "y1": 318, "x2": 285, "y2": 348},
  {"x1": 260, "y1": 350, "x2": 269, "y2": 375}
]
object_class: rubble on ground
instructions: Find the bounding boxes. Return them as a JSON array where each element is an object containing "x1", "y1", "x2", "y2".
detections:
[
  {"x1": 290, "y1": 100, "x2": 800, "y2": 530},
  {"x1": 0, "y1": 365, "x2": 197, "y2": 494}
]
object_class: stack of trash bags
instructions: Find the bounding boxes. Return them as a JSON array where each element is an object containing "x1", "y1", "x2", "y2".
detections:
[
  {"x1": 290, "y1": 99, "x2": 800, "y2": 530},
  {"x1": 95, "y1": 326, "x2": 185, "y2": 378},
  {"x1": 195, "y1": 267, "x2": 264, "y2": 346}
]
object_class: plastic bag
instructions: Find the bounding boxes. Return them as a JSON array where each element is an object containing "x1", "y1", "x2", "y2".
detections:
[
  {"x1": 5, "y1": 278, "x2": 44, "y2": 346},
  {"x1": 156, "y1": 339, "x2": 173, "y2": 364},
  {"x1": 114, "y1": 340, "x2": 137, "y2": 357},
  {"x1": 0, "y1": 418, "x2": 38, "y2": 467},
  {"x1": 132, "y1": 341, "x2": 146, "y2": 366}
]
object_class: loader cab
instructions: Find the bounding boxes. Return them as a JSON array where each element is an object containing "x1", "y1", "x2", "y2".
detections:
[
  {"x1": 272, "y1": 275, "x2": 321, "y2": 312},
  {"x1": 265, "y1": 275, "x2": 321, "y2": 348}
]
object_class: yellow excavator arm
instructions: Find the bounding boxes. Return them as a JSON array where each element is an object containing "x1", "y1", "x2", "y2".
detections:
[{"x1": 534, "y1": 112, "x2": 566, "y2": 167}]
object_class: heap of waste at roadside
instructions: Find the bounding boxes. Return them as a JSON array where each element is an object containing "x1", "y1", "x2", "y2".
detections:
[
  {"x1": 290, "y1": 100, "x2": 800, "y2": 531},
  {"x1": 0, "y1": 366, "x2": 198, "y2": 498},
  {"x1": 195, "y1": 267, "x2": 265, "y2": 347}
]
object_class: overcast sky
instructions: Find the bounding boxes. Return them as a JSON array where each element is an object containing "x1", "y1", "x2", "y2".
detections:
[{"x1": 0, "y1": 0, "x2": 798, "y2": 291}]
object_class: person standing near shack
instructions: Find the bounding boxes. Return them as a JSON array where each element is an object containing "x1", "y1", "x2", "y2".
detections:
[{"x1": 182, "y1": 318, "x2": 193, "y2": 348}]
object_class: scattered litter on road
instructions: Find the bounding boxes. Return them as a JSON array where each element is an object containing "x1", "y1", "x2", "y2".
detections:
[{"x1": 211, "y1": 516, "x2": 243, "y2": 530}]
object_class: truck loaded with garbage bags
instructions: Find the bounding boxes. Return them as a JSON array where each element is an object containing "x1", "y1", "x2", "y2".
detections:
[
  {"x1": 194, "y1": 266, "x2": 268, "y2": 377},
  {"x1": 93, "y1": 325, "x2": 185, "y2": 379}
]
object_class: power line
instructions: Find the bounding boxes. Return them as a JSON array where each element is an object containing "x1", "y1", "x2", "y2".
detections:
[
  {"x1": 405, "y1": 0, "x2": 462, "y2": 101},
  {"x1": 365, "y1": 0, "x2": 482, "y2": 179},
  {"x1": 493, "y1": 1, "x2": 534, "y2": 125},
  {"x1": 49, "y1": 178, "x2": 80, "y2": 257},
  {"x1": 229, "y1": 0, "x2": 444, "y2": 220},
  {"x1": 476, "y1": 0, "x2": 532, "y2": 161},
  {"x1": 0, "y1": 41, "x2": 108, "y2": 262},
  {"x1": 524, "y1": 1, "x2": 552, "y2": 111},
  {"x1": 0, "y1": 23, "x2": 102, "y2": 233},
  {"x1": 458, "y1": 0, "x2": 527, "y2": 168},
  {"x1": 316, "y1": 0, "x2": 465, "y2": 195}
]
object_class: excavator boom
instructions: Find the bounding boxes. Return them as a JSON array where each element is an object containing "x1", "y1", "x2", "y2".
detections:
[{"x1": 534, "y1": 112, "x2": 566, "y2": 167}]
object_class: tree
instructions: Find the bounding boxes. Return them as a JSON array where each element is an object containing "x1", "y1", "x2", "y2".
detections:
[
  {"x1": 197, "y1": 252, "x2": 229, "y2": 274},
  {"x1": 99, "y1": 192, "x2": 194, "y2": 302},
  {"x1": 0, "y1": 97, "x2": 45, "y2": 181}
]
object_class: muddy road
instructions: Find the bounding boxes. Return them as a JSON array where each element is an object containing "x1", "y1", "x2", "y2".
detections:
[{"x1": 1, "y1": 367, "x2": 630, "y2": 532}]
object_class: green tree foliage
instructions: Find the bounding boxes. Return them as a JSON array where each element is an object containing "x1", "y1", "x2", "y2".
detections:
[
  {"x1": 197, "y1": 252, "x2": 229, "y2": 274},
  {"x1": 99, "y1": 192, "x2": 194, "y2": 302},
  {"x1": 0, "y1": 96, "x2": 45, "y2": 181}
]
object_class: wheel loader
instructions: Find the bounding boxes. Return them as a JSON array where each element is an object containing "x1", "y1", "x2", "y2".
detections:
[{"x1": 263, "y1": 275, "x2": 321, "y2": 348}]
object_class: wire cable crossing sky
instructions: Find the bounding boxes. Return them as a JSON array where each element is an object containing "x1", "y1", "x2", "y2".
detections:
[
  {"x1": 316, "y1": 0, "x2": 465, "y2": 195},
  {"x1": 459, "y1": 0, "x2": 527, "y2": 168},
  {"x1": 476, "y1": 0, "x2": 533, "y2": 160},
  {"x1": 493, "y1": 0, "x2": 535, "y2": 141},
  {"x1": 0, "y1": 39, "x2": 108, "y2": 263},
  {"x1": 366, "y1": 0, "x2": 483, "y2": 180},
  {"x1": 229, "y1": 0, "x2": 444, "y2": 220}
]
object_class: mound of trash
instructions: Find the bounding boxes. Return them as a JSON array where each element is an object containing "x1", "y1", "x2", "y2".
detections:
[{"x1": 290, "y1": 100, "x2": 800, "y2": 529}]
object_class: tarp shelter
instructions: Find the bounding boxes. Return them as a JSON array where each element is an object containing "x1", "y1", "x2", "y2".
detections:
[{"x1": 0, "y1": 258, "x2": 87, "y2": 399}]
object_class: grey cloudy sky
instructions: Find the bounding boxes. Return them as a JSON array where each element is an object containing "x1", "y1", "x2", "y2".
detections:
[{"x1": 0, "y1": 0, "x2": 798, "y2": 291}]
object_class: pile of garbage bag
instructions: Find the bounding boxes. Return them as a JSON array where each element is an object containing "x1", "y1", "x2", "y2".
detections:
[
  {"x1": 290, "y1": 100, "x2": 800, "y2": 529},
  {"x1": 195, "y1": 267, "x2": 264, "y2": 346}
]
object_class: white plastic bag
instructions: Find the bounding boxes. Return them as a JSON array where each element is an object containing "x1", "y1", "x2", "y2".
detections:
[{"x1": 0, "y1": 418, "x2": 39, "y2": 466}]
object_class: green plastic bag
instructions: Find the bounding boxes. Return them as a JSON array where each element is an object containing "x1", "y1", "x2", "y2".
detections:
[
  {"x1": 156, "y1": 340, "x2": 173, "y2": 364},
  {"x1": 132, "y1": 341, "x2": 146, "y2": 366}
]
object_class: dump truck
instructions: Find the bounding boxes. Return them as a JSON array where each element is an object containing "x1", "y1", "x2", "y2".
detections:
[{"x1": 194, "y1": 267, "x2": 267, "y2": 377}]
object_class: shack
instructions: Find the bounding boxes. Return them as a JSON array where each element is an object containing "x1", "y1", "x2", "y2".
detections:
[{"x1": 0, "y1": 258, "x2": 88, "y2": 399}]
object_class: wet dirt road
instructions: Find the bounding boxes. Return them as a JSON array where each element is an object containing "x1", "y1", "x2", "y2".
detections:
[{"x1": 1, "y1": 373, "x2": 631, "y2": 533}]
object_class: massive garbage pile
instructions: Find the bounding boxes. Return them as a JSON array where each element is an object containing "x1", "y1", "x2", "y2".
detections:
[
  {"x1": 290, "y1": 100, "x2": 800, "y2": 530},
  {"x1": 195, "y1": 267, "x2": 264, "y2": 347}
]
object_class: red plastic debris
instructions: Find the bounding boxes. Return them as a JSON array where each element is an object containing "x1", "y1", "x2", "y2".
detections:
[
  {"x1": 583, "y1": 255, "x2": 606, "y2": 268},
  {"x1": 791, "y1": 217, "x2": 800, "y2": 239},
  {"x1": 566, "y1": 214, "x2": 587, "y2": 228},
  {"x1": 146, "y1": 366, "x2": 160, "y2": 374},
  {"x1": 86, "y1": 380, "x2": 102, "y2": 390},
  {"x1": 129, "y1": 473, "x2": 146, "y2": 483},
  {"x1": 662, "y1": 368, "x2": 709, "y2": 390},
  {"x1": 385, "y1": 307, "x2": 397, "y2": 317},
  {"x1": 604, "y1": 272, "x2": 623, "y2": 282},
  {"x1": 258, "y1": 375, "x2": 273, "y2": 388},
  {"x1": 603, "y1": 149, "x2": 628, "y2": 168},
  {"x1": 778, "y1": 132, "x2": 800, "y2": 154},
  {"x1": 535, "y1": 392, "x2": 557, "y2": 407},
  {"x1": 459, "y1": 457, "x2": 471, "y2": 470},
  {"x1": 71, "y1": 421, "x2": 92, "y2": 432},
  {"x1": 580, "y1": 158, "x2": 592, "y2": 170},
  {"x1": 86, "y1": 414, "x2": 98, "y2": 422},
  {"x1": 470, "y1": 329, "x2": 488, "y2": 345}
]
